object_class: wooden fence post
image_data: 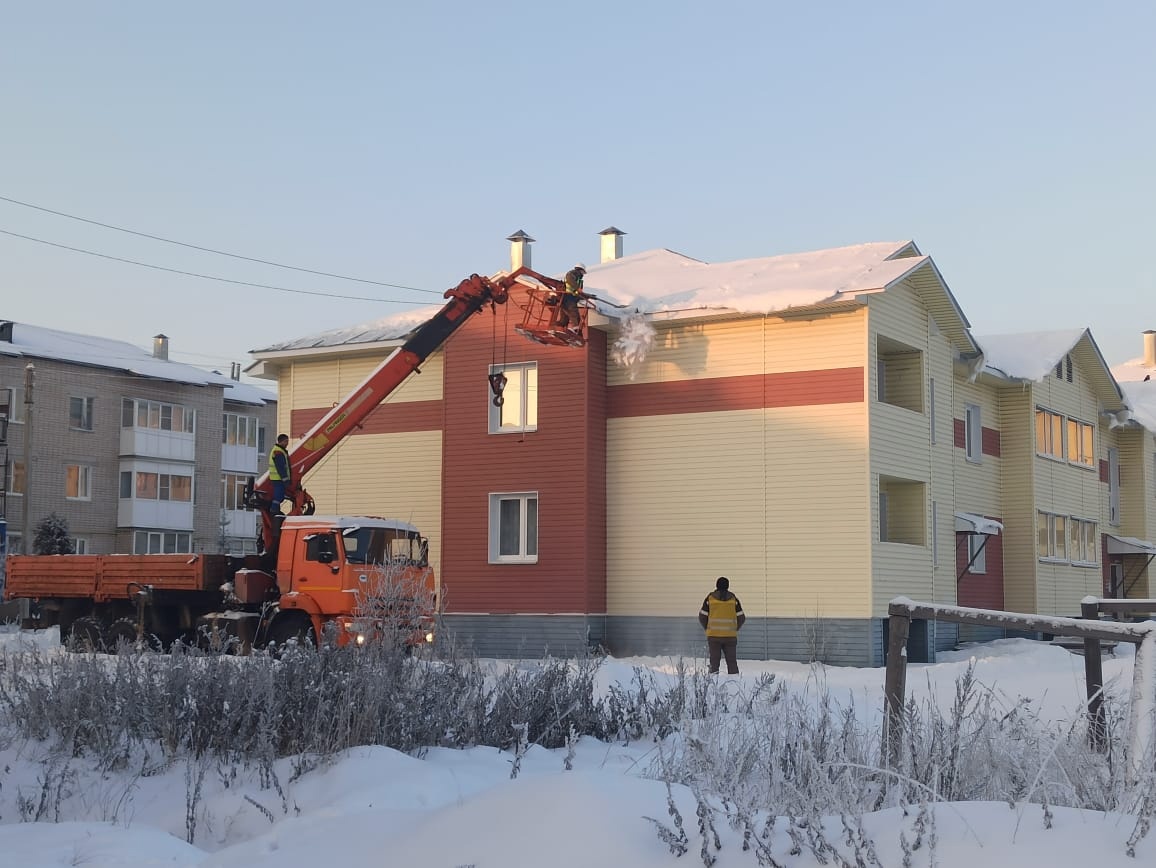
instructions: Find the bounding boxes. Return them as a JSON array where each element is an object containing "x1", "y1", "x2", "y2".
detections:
[
  {"x1": 884, "y1": 607, "x2": 910, "y2": 766},
  {"x1": 1081, "y1": 599, "x2": 1106, "y2": 752},
  {"x1": 1126, "y1": 632, "x2": 1156, "y2": 788}
]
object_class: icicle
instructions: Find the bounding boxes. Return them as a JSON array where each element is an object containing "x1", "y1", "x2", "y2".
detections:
[{"x1": 610, "y1": 312, "x2": 656, "y2": 380}]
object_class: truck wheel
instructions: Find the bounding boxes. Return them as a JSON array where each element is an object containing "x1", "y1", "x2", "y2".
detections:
[
  {"x1": 268, "y1": 617, "x2": 316, "y2": 655},
  {"x1": 68, "y1": 616, "x2": 106, "y2": 653},
  {"x1": 106, "y1": 617, "x2": 162, "y2": 653}
]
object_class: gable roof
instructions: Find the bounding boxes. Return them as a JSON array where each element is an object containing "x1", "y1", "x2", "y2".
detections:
[
  {"x1": 976, "y1": 328, "x2": 1125, "y2": 411},
  {"x1": 257, "y1": 240, "x2": 977, "y2": 356}
]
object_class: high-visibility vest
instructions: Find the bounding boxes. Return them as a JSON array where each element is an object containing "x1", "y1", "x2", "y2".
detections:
[
  {"x1": 268, "y1": 445, "x2": 289, "y2": 481},
  {"x1": 705, "y1": 594, "x2": 740, "y2": 638}
]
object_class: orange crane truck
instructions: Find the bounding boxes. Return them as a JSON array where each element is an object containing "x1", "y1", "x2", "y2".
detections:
[{"x1": 2, "y1": 266, "x2": 580, "y2": 652}]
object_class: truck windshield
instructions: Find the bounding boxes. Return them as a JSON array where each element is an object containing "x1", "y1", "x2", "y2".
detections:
[{"x1": 342, "y1": 527, "x2": 427, "y2": 566}]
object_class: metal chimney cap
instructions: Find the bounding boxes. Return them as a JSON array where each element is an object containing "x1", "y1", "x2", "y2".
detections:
[{"x1": 506, "y1": 230, "x2": 536, "y2": 242}]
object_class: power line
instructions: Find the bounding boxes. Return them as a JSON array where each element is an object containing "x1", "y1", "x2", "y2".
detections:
[
  {"x1": 0, "y1": 227, "x2": 436, "y2": 303},
  {"x1": 0, "y1": 193, "x2": 437, "y2": 294}
]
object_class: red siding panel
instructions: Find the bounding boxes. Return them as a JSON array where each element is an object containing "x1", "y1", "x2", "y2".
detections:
[
  {"x1": 440, "y1": 285, "x2": 606, "y2": 616},
  {"x1": 607, "y1": 368, "x2": 863, "y2": 418},
  {"x1": 953, "y1": 418, "x2": 965, "y2": 448},
  {"x1": 1099, "y1": 459, "x2": 1109, "y2": 484},
  {"x1": 956, "y1": 525, "x2": 1005, "y2": 610},
  {"x1": 981, "y1": 427, "x2": 1001, "y2": 458},
  {"x1": 291, "y1": 399, "x2": 443, "y2": 438}
]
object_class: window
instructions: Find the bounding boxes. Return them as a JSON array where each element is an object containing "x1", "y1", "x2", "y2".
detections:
[
  {"x1": 69, "y1": 396, "x2": 94, "y2": 431},
  {"x1": 1066, "y1": 418, "x2": 1094, "y2": 467},
  {"x1": 966, "y1": 535, "x2": 987, "y2": 573},
  {"x1": 223, "y1": 412, "x2": 258, "y2": 446},
  {"x1": 1037, "y1": 511, "x2": 1068, "y2": 560},
  {"x1": 964, "y1": 404, "x2": 981, "y2": 463},
  {"x1": 489, "y1": 492, "x2": 538, "y2": 562},
  {"x1": 305, "y1": 532, "x2": 339, "y2": 563},
  {"x1": 876, "y1": 336, "x2": 924, "y2": 412},
  {"x1": 1069, "y1": 518, "x2": 1099, "y2": 566},
  {"x1": 121, "y1": 398, "x2": 195, "y2": 433},
  {"x1": 71, "y1": 538, "x2": 89, "y2": 555},
  {"x1": 878, "y1": 476, "x2": 925, "y2": 545},
  {"x1": 1108, "y1": 448, "x2": 1120, "y2": 526},
  {"x1": 221, "y1": 473, "x2": 249, "y2": 510},
  {"x1": 6, "y1": 459, "x2": 24, "y2": 495},
  {"x1": 65, "y1": 464, "x2": 92, "y2": 500},
  {"x1": 1034, "y1": 408, "x2": 1065, "y2": 459},
  {"x1": 929, "y1": 378, "x2": 937, "y2": 444},
  {"x1": 133, "y1": 531, "x2": 192, "y2": 554},
  {"x1": 488, "y1": 363, "x2": 538, "y2": 434},
  {"x1": 0, "y1": 386, "x2": 23, "y2": 423},
  {"x1": 120, "y1": 469, "x2": 194, "y2": 501}
]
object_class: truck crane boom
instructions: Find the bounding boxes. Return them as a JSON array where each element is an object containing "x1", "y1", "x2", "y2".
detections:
[{"x1": 246, "y1": 266, "x2": 566, "y2": 552}]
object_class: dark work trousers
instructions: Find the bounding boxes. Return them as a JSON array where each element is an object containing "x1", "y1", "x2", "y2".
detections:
[
  {"x1": 557, "y1": 295, "x2": 581, "y2": 330},
  {"x1": 708, "y1": 637, "x2": 739, "y2": 674}
]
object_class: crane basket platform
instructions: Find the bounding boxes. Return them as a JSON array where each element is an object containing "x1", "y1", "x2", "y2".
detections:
[{"x1": 513, "y1": 284, "x2": 590, "y2": 348}]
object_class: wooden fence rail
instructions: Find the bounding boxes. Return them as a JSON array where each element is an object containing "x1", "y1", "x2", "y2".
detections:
[{"x1": 884, "y1": 598, "x2": 1156, "y2": 785}]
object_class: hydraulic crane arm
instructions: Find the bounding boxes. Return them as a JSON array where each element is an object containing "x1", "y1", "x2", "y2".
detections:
[{"x1": 246, "y1": 267, "x2": 563, "y2": 548}]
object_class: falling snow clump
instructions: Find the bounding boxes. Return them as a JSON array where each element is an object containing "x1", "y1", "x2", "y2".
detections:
[{"x1": 611, "y1": 312, "x2": 656, "y2": 380}]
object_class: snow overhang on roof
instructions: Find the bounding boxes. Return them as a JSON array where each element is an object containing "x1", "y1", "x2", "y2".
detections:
[
  {"x1": 1105, "y1": 534, "x2": 1156, "y2": 556},
  {"x1": 954, "y1": 512, "x2": 1004, "y2": 535},
  {"x1": 976, "y1": 328, "x2": 1126, "y2": 413}
]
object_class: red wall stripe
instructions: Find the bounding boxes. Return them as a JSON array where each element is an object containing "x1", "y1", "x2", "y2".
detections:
[{"x1": 291, "y1": 399, "x2": 443, "y2": 438}]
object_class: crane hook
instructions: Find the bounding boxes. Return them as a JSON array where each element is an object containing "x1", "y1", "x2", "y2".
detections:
[{"x1": 487, "y1": 371, "x2": 508, "y2": 407}]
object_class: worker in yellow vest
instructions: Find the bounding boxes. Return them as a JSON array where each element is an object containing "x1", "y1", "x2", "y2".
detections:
[
  {"x1": 698, "y1": 576, "x2": 746, "y2": 674},
  {"x1": 268, "y1": 433, "x2": 291, "y2": 515}
]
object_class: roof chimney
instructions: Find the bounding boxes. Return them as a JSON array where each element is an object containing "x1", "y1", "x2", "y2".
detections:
[
  {"x1": 507, "y1": 230, "x2": 534, "y2": 271},
  {"x1": 230, "y1": 362, "x2": 241, "y2": 381},
  {"x1": 1145, "y1": 330, "x2": 1156, "y2": 368},
  {"x1": 153, "y1": 334, "x2": 169, "y2": 360},
  {"x1": 599, "y1": 226, "x2": 625, "y2": 263}
]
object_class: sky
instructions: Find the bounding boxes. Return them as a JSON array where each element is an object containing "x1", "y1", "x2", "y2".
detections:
[
  {"x1": 1, "y1": 2, "x2": 1154, "y2": 379},
  {"x1": 1, "y1": 627, "x2": 1153, "y2": 866}
]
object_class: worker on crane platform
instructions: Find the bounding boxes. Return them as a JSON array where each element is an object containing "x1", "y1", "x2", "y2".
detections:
[{"x1": 556, "y1": 263, "x2": 587, "y2": 335}]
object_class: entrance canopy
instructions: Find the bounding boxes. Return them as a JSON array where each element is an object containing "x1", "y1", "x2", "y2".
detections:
[
  {"x1": 954, "y1": 512, "x2": 1004, "y2": 535},
  {"x1": 1105, "y1": 534, "x2": 1156, "y2": 556}
]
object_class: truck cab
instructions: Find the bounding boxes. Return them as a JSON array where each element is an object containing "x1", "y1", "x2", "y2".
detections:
[{"x1": 270, "y1": 515, "x2": 436, "y2": 648}]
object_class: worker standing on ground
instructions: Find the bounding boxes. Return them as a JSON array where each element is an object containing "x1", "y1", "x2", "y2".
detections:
[
  {"x1": 268, "y1": 433, "x2": 291, "y2": 515},
  {"x1": 557, "y1": 263, "x2": 586, "y2": 335},
  {"x1": 699, "y1": 576, "x2": 745, "y2": 674}
]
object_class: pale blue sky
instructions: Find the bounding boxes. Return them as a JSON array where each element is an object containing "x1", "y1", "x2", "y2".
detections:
[{"x1": 2, "y1": 1, "x2": 1153, "y2": 374}]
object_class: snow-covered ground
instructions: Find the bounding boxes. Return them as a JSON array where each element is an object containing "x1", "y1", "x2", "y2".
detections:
[{"x1": 0, "y1": 626, "x2": 1151, "y2": 867}]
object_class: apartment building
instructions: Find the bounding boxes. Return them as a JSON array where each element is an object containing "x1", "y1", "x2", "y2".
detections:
[
  {"x1": 0, "y1": 321, "x2": 275, "y2": 564},
  {"x1": 250, "y1": 233, "x2": 1156, "y2": 665}
]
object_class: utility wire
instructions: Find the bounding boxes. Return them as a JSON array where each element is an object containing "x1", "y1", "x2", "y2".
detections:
[
  {"x1": 0, "y1": 227, "x2": 434, "y2": 303},
  {"x1": 0, "y1": 193, "x2": 437, "y2": 294}
]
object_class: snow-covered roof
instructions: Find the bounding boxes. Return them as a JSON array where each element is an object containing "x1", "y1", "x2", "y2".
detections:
[
  {"x1": 258, "y1": 241, "x2": 939, "y2": 354},
  {"x1": 975, "y1": 329, "x2": 1087, "y2": 381},
  {"x1": 1120, "y1": 379, "x2": 1156, "y2": 432},
  {"x1": 205, "y1": 371, "x2": 276, "y2": 406},
  {"x1": 0, "y1": 320, "x2": 228, "y2": 387},
  {"x1": 255, "y1": 304, "x2": 444, "y2": 353},
  {"x1": 580, "y1": 241, "x2": 926, "y2": 315},
  {"x1": 1111, "y1": 357, "x2": 1156, "y2": 383}
]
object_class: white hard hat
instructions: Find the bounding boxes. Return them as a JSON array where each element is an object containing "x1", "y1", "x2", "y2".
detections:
[{"x1": 574, "y1": 263, "x2": 587, "y2": 272}]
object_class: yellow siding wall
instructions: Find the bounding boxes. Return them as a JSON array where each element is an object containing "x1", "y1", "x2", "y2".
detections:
[
  {"x1": 607, "y1": 312, "x2": 865, "y2": 386},
  {"x1": 1030, "y1": 357, "x2": 1110, "y2": 615},
  {"x1": 999, "y1": 388, "x2": 1038, "y2": 612},
  {"x1": 606, "y1": 311, "x2": 872, "y2": 620},
  {"x1": 867, "y1": 284, "x2": 942, "y2": 609}
]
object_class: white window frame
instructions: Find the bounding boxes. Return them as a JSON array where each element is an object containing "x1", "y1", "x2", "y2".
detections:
[
  {"x1": 964, "y1": 403, "x2": 982, "y2": 463},
  {"x1": 966, "y1": 534, "x2": 987, "y2": 574},
  {"x1": 0, "y1": 386, "x2": 24, "y2": 423},
  {"x1": 69, "y1": 396, "x2": 94, "y2": 431},
  {"x1": 121, "y1": 397, "x2": 196, "y2": 433},
  {"x1": 1037, "y1": 511, "x2": 1068, "y2": 561},
  {"x1": 1069, "y1": 517, "x2": 1099, "y2": 566},
  {"x1": 221, "y1": 472, "x2": 249, "y2": 510},
  {"x1": 133, "y1": 530, "x2": 192, "y2": 555},
  {"x1": 1035, "y1": 408, "x2": 1065, "y2": 460},
  {"x1": 488, "y1": 491, "x2": 538, "y2": 563},
  {"x1": 1066, "y1": 418, "x2": 1095, "y2": 468},
  {"x1": 70, "y1": 537, "x2": 90, "y2": 555},
  {"x1": 222, "y1": 412, "x2": 259, "y2": 446},
  {"x1": 4, "y1": 459, "x2": 23, "y2": 495},
  {"x1": 488, "y1": 362, "x2": 538, "y2": 435},
  {"x1": 65, "y1": 464, "x2": 92, "y2": 501}
]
